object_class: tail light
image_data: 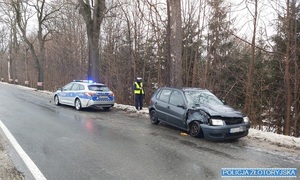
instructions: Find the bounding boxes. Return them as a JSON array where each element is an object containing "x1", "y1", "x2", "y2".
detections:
[{"x1": 109, "y1": 92, "x2": 114, "y2": 97}]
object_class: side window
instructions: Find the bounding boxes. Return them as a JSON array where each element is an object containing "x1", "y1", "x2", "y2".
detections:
[
  {"x1": 158, "y1": 89, "x2": 172, "y2": 103},
  {"x1": 155, "y1": 89, "x2": 162, "y2": 99},
  {"x1": 79, "y1": 85, "x2": 85, "y2": 91},
  {"x1": 71, "y1": 83, "x2": 79, "y2": 91},
  {"x1": 169, "y1": 91, "x2": 184, "y2": 106},
  {"x1": 63, "y1": 83, "x2": 74, "y2": 91}
]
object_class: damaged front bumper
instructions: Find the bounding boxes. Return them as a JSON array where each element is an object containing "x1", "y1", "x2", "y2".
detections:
[{"x1": 200, "y1": 123, "x2": 250, "y2": 140}]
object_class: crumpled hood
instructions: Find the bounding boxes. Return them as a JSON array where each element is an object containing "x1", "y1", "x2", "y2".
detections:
[{"x1": 193, "y1": 104, "x2": 244, "y2": 118}]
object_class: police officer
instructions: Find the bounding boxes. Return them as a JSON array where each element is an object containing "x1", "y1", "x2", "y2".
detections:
[{"x1": 133, "y1": 77, "x2": 145, "y2": 110}]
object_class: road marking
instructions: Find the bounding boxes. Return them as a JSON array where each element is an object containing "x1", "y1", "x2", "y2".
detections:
[{"x1": 0, "y1": 120, "x2": 47, "y2": 180}]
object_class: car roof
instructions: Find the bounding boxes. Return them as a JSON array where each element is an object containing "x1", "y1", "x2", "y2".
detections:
[
  {"x1": 158, "y1": 87, "x2": 208, "y2": 92},
  {"x1": 72, "y1": 80, "x2": 105, "y2": 86}
]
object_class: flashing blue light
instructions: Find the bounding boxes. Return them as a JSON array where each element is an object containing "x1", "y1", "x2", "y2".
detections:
[{"x1": 88, "y1": 80, "x2": 93, "y2": 83}]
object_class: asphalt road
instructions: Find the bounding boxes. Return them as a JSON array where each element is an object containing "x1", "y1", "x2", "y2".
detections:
[{"x1": 0, "y1": 82, "x2": 299, "y2": 180}]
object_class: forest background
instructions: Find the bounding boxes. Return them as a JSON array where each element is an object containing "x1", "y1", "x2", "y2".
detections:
[{"x1": 0, "y1": 0, "x2": 299, "y2": 137}]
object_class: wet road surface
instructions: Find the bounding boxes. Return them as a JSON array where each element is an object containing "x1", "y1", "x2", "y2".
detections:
[{"x1": 0, "y1": 82, "x2": 299, "y2": 180}]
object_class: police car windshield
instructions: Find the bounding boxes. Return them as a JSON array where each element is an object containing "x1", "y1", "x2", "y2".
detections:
[{"x1": 88, "y1": 85, "x2": 110, "y2": 91}]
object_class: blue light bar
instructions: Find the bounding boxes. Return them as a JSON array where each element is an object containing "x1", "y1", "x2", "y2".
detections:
[{"x1": 73, "y1": 80, "x2": 93, "y2": 83}]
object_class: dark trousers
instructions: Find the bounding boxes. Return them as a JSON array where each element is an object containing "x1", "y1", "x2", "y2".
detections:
[{"x1": 135, "y1": 94, "x2": 143, "y2": 110}]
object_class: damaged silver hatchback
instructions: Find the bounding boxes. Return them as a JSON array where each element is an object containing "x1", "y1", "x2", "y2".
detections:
[{"x1": 148, "y1": 87, "x2": 250, "y2": 140}]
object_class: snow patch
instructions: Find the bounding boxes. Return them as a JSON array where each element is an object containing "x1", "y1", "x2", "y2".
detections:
[{"x1": 248, "y1": 128, "x2": 300, "y2": 150}]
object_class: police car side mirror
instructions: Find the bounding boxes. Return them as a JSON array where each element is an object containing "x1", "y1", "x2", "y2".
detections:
[{"x1": 58, "y1": 87, "x2": 62, "y2": 91}]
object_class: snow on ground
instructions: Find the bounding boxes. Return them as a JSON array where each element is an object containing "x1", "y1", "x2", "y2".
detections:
[
  {"x1": 248, "y1": 128, "x2": 300, "y2": 149},
  {"x1": 3, "y1": 82, "x2": 300, "y2": 150}
]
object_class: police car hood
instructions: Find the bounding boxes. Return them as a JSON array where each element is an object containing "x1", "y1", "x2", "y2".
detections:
[{"x1": 192, "y1": 104, "x2": 244, "y2": 118}]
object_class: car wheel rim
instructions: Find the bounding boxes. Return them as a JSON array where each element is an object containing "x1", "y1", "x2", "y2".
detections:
[
  {"x1": 54, "y1": 96, "x2": 59, "y2": 105},
  {"x1": 75, "y1": 100, "x2": 81, "y2": 110},
  {"x1": 191, "y1": 123, "x2": 199, "y2": 136},
  {"x1": 150, "y1": 111, "x2": 156, "y2": 122}
]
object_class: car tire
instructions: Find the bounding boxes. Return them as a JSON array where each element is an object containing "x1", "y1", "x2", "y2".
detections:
[
  {"x1": 75, "y1": 98, "x2": 82, "y2": 110},
  {"x1": 189, "y1": 121, "x2": 203, "y2": 138},
  {"x1": 54, "y1": 95, "x2": 60, "y2": 106},
  {"x1": 150, "y1": 109, "x2": 160, "y2": 125},
  {"x1": 103, "y1": 107, "x2": 110, "y2": 111}
]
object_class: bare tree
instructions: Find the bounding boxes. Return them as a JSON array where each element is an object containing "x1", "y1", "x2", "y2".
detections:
[
  {"x1": 291, "y1": 0, "x2": 300, "y2": 137},
  {"x1": 244, "y1": 0, "x2": 258, "y2": 126},
  {"x1": 44, "y1": 0, "x2": 88, "y2": 89},
  {"x1": 0, "y1": 1, "x2": 20, "y2": 83},
  {"x1": 78, "y1": 0, "x2": 106, "y2": 82},
  {"x1": 11, "y1": 0, "x2": 62, "y2": 90},
  {"x1": 167, "y1": 0, "x2": 183, "y2": 87},
  {"x1": 0, "y1": 27, "x2": 8, "y2": 80},
  {"x1": 282, "y1": 0, "x2": 292, "y2": 135}
]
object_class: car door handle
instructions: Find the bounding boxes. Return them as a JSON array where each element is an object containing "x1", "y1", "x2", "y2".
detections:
[{"x1": 167, "y1": 106, "x2": 170, "y2": 109}]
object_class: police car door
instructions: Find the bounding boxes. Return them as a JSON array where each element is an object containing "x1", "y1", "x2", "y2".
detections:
[
  {"x1": 67, "y1": 83, "x2": 80, "y2": 105},
  {"x1": 60, "y1": 83, "x2": 74, "y2": 105}
]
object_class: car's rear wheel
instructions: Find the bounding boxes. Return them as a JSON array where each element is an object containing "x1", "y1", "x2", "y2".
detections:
[
  {"x1": 189, "y1": 121, "x2": 203, "y2": 138},
  {"x1": 54, "y1": 95, "x2": 60, "y2": 106},
  {"x1": 75, "y1": 98, "x2": 82, "y2": 110},
  {"x1": 150, "y1": 109, "x2": 160, "y2": 125}
]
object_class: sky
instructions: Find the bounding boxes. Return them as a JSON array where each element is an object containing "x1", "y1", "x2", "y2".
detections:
[{"x1": 229, "y1": 0, "x2": 280, "y2": 41}]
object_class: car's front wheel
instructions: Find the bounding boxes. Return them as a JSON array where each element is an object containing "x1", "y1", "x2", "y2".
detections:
[
  {"x1": 189, "y1": 121, "x2": 203, "y2": 138},
  {"x1": 75, "y1": 98, "x2": 82, "y2": 110},
  {"x1": 150, "y1": 109, "x2": 160, "y2": 125},
  {"x1": 54, "y1": 95, "x2": 60, "y2": 106}
]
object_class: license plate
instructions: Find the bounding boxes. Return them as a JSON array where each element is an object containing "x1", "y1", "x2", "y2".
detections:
[
  {"x1": 99, "y1": 95, "x2": 108, "y2": 99},
  {"x1": 230, "y1": 126, "x2": 244, "y2": 133}
]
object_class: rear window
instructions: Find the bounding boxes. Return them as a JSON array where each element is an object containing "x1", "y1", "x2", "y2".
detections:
[{"x1": 88, "y1": 85, "x2": 110, "y2": 91}]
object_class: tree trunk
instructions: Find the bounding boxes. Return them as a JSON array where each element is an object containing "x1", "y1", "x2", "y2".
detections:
[
  {"x1": 244, "y1": 0, "x2": 258, "y2": 126},
  {"x1": 78, "y1": 0, "x2": 106, "y2": 83},
  {"x1": 290, "y1": 0, "x2": 299, "y2": 137},
  {"x1": 284, "y1": 0, "x2": 292, "y2": 135},
  {"x1": 167, "y1": 0, "x2": 183, "y2": 87},
  {"x1": 87, "y1": 34, "x2": 100, "y2": 82}
]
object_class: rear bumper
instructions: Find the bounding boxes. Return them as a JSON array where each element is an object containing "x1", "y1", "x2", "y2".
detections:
[
  {"x1": 82, "y1": 99, "x2": 115, "y2": 108},
  {"x1": 200, "y1": 123, "x2": 250, "y2": 140}
]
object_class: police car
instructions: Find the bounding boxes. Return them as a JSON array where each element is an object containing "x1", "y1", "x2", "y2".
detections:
[{"x1": 54, "y1": 80, "x2": 115, "y2": 111}]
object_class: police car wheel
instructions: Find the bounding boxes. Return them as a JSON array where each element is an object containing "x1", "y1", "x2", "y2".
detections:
[
  {"x1": 54, "y1": 95, "x2": 60, "y2": 106},
  {"x1": 75, "y1": 99, "x2": 82, "y2": 110}
]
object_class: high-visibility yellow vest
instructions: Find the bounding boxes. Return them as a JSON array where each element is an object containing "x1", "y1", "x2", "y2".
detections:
[{"x1": 134, "y1": 82, "x2": 145, "y2": 94}]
